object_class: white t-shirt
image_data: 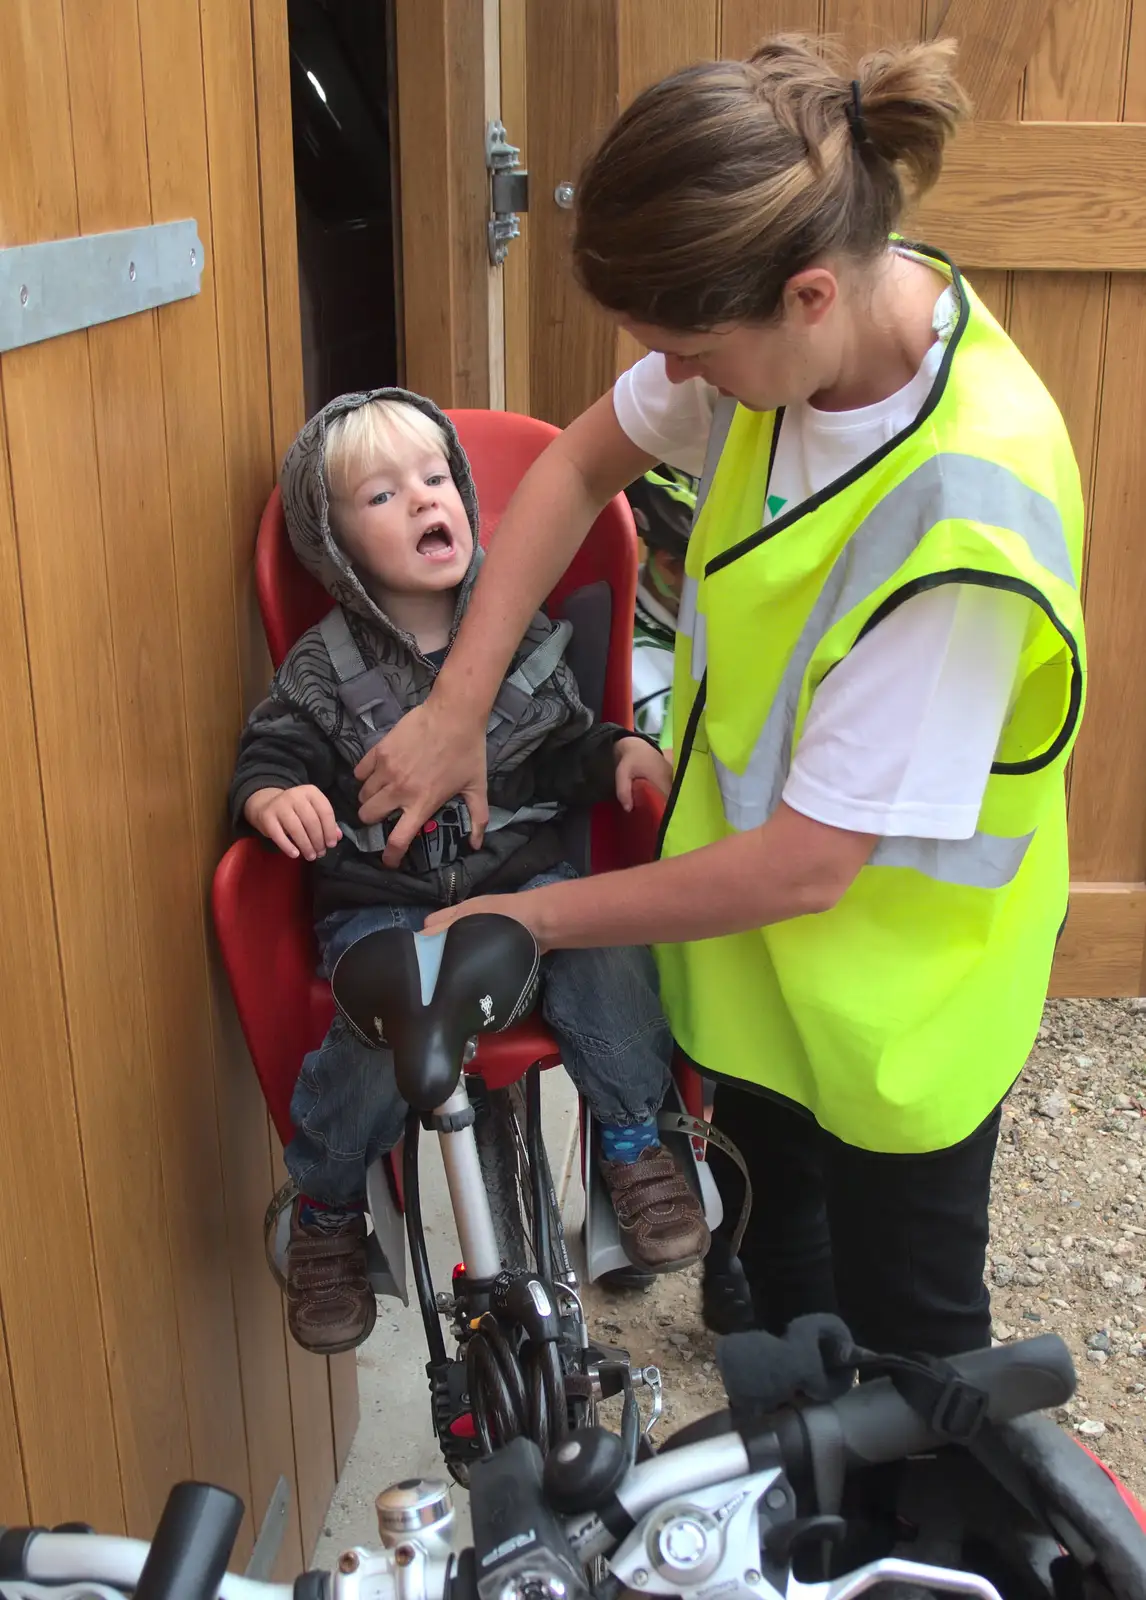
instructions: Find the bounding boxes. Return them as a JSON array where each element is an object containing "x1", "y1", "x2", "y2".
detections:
[{"x1": 612, "y1": 289, "x2": 1029, "y2": 841}]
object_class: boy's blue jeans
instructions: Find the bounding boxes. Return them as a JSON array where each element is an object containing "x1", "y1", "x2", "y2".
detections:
[{"x1": 286, "y1": 865, "x2": 673, "y2": 1208}]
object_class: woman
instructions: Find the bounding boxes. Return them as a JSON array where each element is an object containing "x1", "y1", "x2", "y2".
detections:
[{"x1": 354, "y1": 36, "x2": 1086, "y2": 1358}]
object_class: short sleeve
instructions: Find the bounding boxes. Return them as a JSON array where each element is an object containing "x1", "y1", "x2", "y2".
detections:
[
  {"x1": 783, "y1": 585, "x2": 1031, "y2": 840},
  {"x1": 613, "y1": 352, "x2": 717, "y2": 479}
]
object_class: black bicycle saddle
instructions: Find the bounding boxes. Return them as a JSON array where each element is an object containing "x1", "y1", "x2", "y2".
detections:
[{"x1": 329, "y1": 913, "x2": 542, "y2": 1112}]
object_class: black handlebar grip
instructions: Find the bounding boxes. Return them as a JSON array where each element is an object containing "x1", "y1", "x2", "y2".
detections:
[
  {"x1": 830, "y1": 1335, "x2": 1077, "y2": 1471},
  {"x1": 133, "y1": 1482, "x2": 244, "y2": 1600}
]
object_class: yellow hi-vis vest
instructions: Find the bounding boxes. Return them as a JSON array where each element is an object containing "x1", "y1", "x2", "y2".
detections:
[{"x1": 655, "y1": 252, "x2": 1087, "y2": 1155}]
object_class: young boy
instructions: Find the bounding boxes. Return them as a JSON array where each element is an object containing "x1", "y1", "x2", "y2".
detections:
[{"x1": 230, "y1": 389, "x2": 709, "y2": 1354}]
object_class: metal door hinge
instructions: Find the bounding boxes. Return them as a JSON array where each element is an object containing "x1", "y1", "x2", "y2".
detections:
[
  {"x1": 0, "y1": 219, "x2": 204, "y2": 353},
  {"x1": 486, "y1": 120, "x2": 528, "y2": 266}
]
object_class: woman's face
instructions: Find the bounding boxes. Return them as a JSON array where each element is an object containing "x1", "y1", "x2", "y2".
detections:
[{"x1": 621, "y1": 267, "x2": 842, "y2": 413}]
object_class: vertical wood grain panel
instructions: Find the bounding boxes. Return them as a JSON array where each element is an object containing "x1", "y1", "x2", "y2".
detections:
[
  {"x1": 0, "y1": 0, "x2": 343, "y2": 1539},
  {"x1": 200, "y1": 0, "x2": 329, "y2": 1562},
  {"x1": 1068, "y1": 0, "x2": 1146, "y2": 892},
  {"x1": 216, "y1": 988, "x2": 308, "y2": 1577},
  {"x1": 962, "y1": 271, "x2": 1010, "y2": 325},
  {"x1": 500, "y1": 0, "x2": 531, "y2": 414},
  {"x1": 615, "y1": 0, "x2": 720, "y2": 378},
  {"x1": 1010, "y1": 0, "x2": 1127, "y2": 574},
  {"x1": 0, "y1": 1303, "x2": 28, "y2": 1525},
  {"x1": 933, "y1": 0, "x2": 1057, "y2": 116},
  {"x1": 251, "y1": 0, "x2": 307, "y2": 465},
  {"x1": 63, "y1": 0, "x2": 258, "y2": 1542},
  {"x1": 138, "y1": 0, "x2": 294, "y2": 1560},
  {"x1": 270, "y1": 1142, "x2": 337, "y2": 1561},
  {"x1": 821, "y1": 0, "x2": 925, "y2": 54},
  {"x1": 200, "y1": 0, "x2": 279, "y2": 716},
  {"x1": 720, "y1": 0, "x2": 823, "y2": 55},
  {"x1": 1067, "y1": 276, "x2": 1146, "y2": 884},
  {"x1": 2, "y1": 0, "x2": 191, "y2": 1532},
  {"x1": 526, "y1": 0, "x2": 618, "y2": 426},
  {"x1": 395, "y1": 0, "x2": 491, "y2": 408},
  {"x1": 929, "y1": 0, "x2": 1024, "y2": 326},
  {"x1": 0, "y1": 370, "x2": 119, "y2": 1529},
  {"x1": 5, "y1": 344, "x2": 191, "y2": 1532}
]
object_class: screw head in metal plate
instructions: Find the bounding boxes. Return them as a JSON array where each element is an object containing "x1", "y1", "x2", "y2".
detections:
[
  {"x1": 745, "y1": 1570, "x2": 762, "y2": 1585},
  {"x1": 554, "y1": 182, "x2": 575, "y2": 210},
  {"x1": 19, "y1": 285, "x2": 28, "y2": 306},
  {"x1": 764, "y1": 1487, "x2": 787, "y2": 1510},
  {"x1": 631, "y1": 1570, "x2": 649, "y2": 1587},
  {"x1": 338, "y1": 1552, "x2": 360, "y2": 1574},
  {"x1": 128, "y1": 261, "x2": 137, "y2": 281}
]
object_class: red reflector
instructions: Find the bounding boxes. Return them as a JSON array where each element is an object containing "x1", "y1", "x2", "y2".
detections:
[
  {"x1": 449, "y1": 1412, "x2": 477, "y2": 1438},
  {"x1": 424, "y1": 820, "x2": 438, "y2": 833}
]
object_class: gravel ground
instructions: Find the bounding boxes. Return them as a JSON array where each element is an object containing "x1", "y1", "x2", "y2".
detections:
[{"x1": 585, "y1": 996, "x2": 1146, "y2": 1501}]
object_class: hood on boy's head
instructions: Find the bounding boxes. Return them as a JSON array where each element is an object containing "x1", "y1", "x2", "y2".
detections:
[{"x1": 278, "y1": 387, "x2": 481, "y2": 626}]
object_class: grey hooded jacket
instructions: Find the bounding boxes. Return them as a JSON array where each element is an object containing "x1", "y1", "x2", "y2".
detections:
[{"x1": 228, "y1": 389, "x2": 629, "y2": 916}]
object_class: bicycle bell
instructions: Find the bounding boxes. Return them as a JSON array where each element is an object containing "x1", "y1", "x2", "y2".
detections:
[{"x1": 376, "y1": 1478, "x2": 455, "y2": 1554}]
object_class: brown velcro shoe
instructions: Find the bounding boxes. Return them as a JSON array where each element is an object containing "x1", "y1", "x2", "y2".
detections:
[
  {"x1": 599, "y1": 1145, "x2": 711, "y2": 1273},
  {"x1": 287, "y1": 1200, "x2": 377, "y2": 1354}
]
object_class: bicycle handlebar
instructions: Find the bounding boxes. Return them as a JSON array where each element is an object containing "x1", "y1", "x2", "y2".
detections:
[
  {"x1": 133, "y1": 1484, "x2": 244, "y2": 1600},
  {"x1": 571, "y1": 1333, "x2": 1077, "y2": 1557},
  {"x1": 804, "y1": 1333, "x2": 1077, "y2": 1475},
  {"x1": 5, "y1": 1337, "x2": 1080, "y2": 1600}
]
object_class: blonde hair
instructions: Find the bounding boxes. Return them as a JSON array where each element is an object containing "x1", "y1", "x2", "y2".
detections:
[
  {"x1": 324, "y1": 399, "x2": 451, "y2": 499},
  {"x1": 573, "y1": 34, "x2": 969, "y2": 330}
]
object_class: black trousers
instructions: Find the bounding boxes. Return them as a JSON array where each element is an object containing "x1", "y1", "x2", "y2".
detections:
[{"x1": 709, "y1": 1081, "x2": 1001, "y2": 1359}]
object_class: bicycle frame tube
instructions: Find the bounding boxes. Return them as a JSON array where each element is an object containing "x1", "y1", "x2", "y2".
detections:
[{"x1": 526, "y1": 1065, "x2": 554, "y2": 1280}]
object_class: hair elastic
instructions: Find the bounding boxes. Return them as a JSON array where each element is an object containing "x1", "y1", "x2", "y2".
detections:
[{"x1": 846, "y1": 79, "x2": 871, "y2": 151}]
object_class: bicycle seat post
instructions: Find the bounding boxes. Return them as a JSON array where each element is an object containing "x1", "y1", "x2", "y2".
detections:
[{"x1": 432, "y1": 1078, "x2": 502, "y2": 1280}]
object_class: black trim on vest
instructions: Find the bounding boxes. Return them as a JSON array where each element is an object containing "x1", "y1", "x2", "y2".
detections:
[
  {"x1": 853, "y1": 568, "x2": 1084, "y2": 776},
  {"x1": 655, "y1": 670, "x2": 707, "y2": 859},
  {"x1": 705, "y1": 243, "x2": 970, "y2": 578}
]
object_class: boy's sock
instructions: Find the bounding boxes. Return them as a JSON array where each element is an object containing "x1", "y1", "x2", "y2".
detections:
[
  {"x1": 599, "y1": 1118, "x2": 660, "y2": 1164},
  {"x1": 298, "y1": 1194, "x2": 362, "y2": 1231}
]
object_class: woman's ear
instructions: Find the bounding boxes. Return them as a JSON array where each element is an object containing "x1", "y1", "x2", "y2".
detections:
[{"x1": 784, "y1": 266, "x2": 839, "y2": 327}]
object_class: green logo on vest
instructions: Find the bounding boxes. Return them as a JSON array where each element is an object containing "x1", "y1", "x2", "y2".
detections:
[{"x1": 766, "y1": 493, "x2": 788, "y2": 520}]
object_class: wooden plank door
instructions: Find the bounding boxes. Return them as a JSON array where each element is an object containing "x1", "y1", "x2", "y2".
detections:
[
  {"x1": 0, "y1": 0, "x2": 349, "y2": 1560},
  {"x1": 502, "y1": 0, "x2": 1146, "y2": 998}
]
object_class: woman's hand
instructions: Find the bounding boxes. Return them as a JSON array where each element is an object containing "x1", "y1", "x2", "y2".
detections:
[
  {"x1": 613, "y1": 735, "x2": 673, "y2": 810},
  {"x1": 244, "y1": 785, "x2": 342, "y2": 861},
  {"x1": 355, "y1": 699, "x2": 489, "y2": 866},
  {"x1": 422, "y1": 891, "x2": 549, "y2": 950}
]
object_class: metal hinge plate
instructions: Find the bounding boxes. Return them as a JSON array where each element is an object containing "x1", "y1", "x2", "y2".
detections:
[
  {"x1": 0, "y1": 219, "x2": 205, "y2": 353},
  {"x1": 486, "y1": 120, "x2": 528, "y2": 266}
]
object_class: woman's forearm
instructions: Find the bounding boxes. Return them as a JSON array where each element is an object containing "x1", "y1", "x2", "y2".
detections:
[
  {"x1": 436, "y1": 393, "x2": 655, "y2": 719},
  {"x1": 527, "y1": 804, "x2": 876, "y2": 949}
]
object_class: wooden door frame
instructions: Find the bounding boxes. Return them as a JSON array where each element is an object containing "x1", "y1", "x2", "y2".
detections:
[{"x1": 392, "y1": 0, "x2": 504, "y2": 407}]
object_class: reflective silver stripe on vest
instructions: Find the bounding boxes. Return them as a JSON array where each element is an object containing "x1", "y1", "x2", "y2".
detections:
[
  {"x1": 710, "y1": 453, "x2": 1075, "y2": 885},
  {"x1": 870, "y1": 829, "x2": 1034, "y2": 889},
  {"x1": 677, "y1": 573, "x2": 706, "y2": 682},
  {"x1": 694, "y1": 394, "x2": 737, "y2": 522}
]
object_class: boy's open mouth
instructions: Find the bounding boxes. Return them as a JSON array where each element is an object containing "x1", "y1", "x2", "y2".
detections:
[{"x1": 416, "y1": 523, "x2": 455, "y2": 559}]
